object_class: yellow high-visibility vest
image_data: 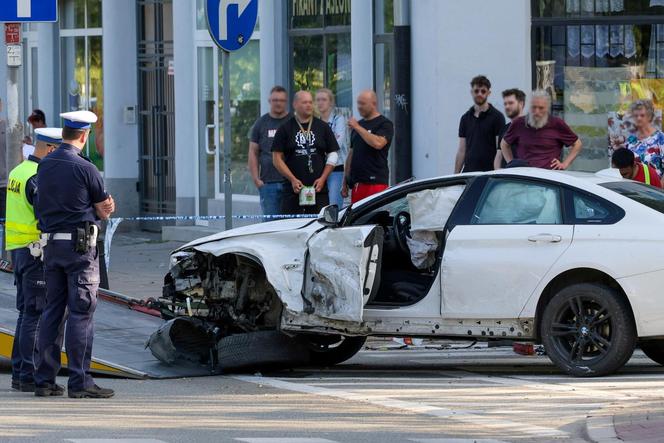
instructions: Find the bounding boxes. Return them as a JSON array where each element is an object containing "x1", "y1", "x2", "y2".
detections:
[
  {"x1": 5, "y1": 159, "x2": 40, "y2": 251},
  {"x1": 643, "y1": 163, "x2": 651, "y2": 185}
]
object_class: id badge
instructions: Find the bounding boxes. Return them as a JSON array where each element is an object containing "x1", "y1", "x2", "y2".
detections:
[{"x1": 299, "y1": 186, "x2": 316, "y2": 206}]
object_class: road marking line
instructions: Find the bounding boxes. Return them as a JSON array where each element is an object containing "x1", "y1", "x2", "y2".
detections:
[
  {"x1": 235, "y1": 439, "x2": 339, "y2": 443},
  {"x1": 66, "y1": 440, "x2": 168, "y2": 443},
  {"x1": 410, "y1": 439, "x2": 510, "y2": 443},
  {"x1": 234, "y1": 375, "x2": 567, "y2": 438},
  {"x1": 438, "y1": 370, "x2": 637, "y2": 401}
]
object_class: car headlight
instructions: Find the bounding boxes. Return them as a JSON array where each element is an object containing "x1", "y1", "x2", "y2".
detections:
[{"x1": 170, "y1": 251, "x2": 192, "y2": 268}]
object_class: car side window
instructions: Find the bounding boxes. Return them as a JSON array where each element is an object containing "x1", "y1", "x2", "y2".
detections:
[
  {"x1": 570, "y1": 191, "x2": 616, "y2": 224},
  {"x1": 472, "y1": 179, "x2": 563, "y2": 225}
]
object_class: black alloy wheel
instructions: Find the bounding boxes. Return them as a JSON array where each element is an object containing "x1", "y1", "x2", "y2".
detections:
[{"x1": 541, "y1": 283, "x2": 636, "y2": 377}]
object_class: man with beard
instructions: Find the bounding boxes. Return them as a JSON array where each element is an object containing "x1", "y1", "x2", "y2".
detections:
[
  {"x1": 493, "y1": 88, "x2": 526, "y2": 169},
  {"x1": 500, "y1": 90, "x2": 582, "y2": 170},
  {"x1": 454, "y1": 75, "x2": 505, "y2": 173}
]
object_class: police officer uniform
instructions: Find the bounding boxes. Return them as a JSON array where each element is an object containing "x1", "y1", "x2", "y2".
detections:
[
  {"x1": 6, "y1": 128, "x2": 63, "y2": 393},
  {"x1": 34, "y1": 111, "x2": 114, "y2": 399}
]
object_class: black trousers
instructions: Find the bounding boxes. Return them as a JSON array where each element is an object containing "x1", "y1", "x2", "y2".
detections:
[{"x1": 281, "y1": 190, "x2": 330, "y2": 215}]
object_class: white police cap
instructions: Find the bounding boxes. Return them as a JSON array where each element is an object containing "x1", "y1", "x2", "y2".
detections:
[
  {"x1": 34, "y1": 127, "x2": 63, "y2": 145},
  {"x1": 60, "y1": 110, "x2": 98, "y2": 129}
]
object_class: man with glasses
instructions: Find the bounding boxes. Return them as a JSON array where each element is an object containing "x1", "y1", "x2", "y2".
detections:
[
  {"x1": 455, "y1": 75, "x2": 505, "y2": 173},
  {"x1": 248, "y1": 86, "x2": 291, "y2": 217}
]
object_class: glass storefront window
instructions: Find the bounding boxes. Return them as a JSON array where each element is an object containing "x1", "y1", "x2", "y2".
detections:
[
  {"x1": 533, "y1": 0, "x2": 664, "y2": 17},
  {"x1": 289, "y1": 0, "x2": 351, "y2": 113},
  {"x1": 534, "y1": 21, "x2": 664, "y2": 172},
  {"x1": 374, "y1": 0, "x2": 394, "y2": 34},
  {"x1": 290, "y1": 0, "x2": 324, "y2": 28},
  {"x1": 59, "y1": 0, "x2": 104, "y2": 170},
  {"x1": 374, "y1": 42, "x2": 392, "y2": 116},
  {"x1": 226, "y1": 40, "x2": 261, "y2": 196},
  {"x1": 293, "y1": 35, "x2": 325, "y2": 92},
  {"x1": 326, "y1": 33, "x2": 352, "y2": 109}
]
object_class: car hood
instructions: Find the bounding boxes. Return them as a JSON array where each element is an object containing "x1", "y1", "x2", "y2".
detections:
[{"x1": 176, "y1": 217, "x2": 319, "y2": 252}]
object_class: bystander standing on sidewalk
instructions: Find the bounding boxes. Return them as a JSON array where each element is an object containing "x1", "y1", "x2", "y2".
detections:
[
  {"x1": 248, "y1": 86, "x2": 290, "y2": 217},
  {"x1": 343, "y1": 90, "x2": 394, "y2": 204},
  {"x1": 612, "y1": 147, "x2": 663, "y2": 187},
  {"x1": 22, "y1": 110, "x2": 47, "y2": 160},
  {"x1": 494, "y1": 88, "x2": 526, "y2": 169},
  {"x1": 455, "y1": 75, "x2": 505, "y2": 173},
  {"x1": 316, "y1": 88, "x2": 348, "y2": 208},
  {"x1": 500, "y1": 90, "x2": 582, "y2": 170},
  {"x1": 272, "y1": 91, "x2": 340, "y2": 215},
  {"x1": 625, "y1": 99, "x2": 664, "y2": 178}
]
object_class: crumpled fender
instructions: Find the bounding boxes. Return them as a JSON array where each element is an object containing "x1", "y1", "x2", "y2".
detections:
[{"x1": 187, "y1": 224, "x2": 322, "y2": 314}]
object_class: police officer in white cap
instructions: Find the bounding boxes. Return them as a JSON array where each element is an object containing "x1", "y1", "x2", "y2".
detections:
[
  {"x1": 6, "y1": 128, "x2": 61, "y2": 393},
  {"x1": 34, "y1": 110, "x2": 116, "y2": 399}
]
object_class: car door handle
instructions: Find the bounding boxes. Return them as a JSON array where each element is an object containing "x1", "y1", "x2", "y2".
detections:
[{"x1": 528, "y1": 234, "x2": 562, "y2": 243}]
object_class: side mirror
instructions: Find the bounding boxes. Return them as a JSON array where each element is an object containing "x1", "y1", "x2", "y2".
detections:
[{"x1": 318, "y1": 205, "x2": 339, "y2": 227}]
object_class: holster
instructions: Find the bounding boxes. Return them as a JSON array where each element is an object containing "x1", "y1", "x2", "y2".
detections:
[{"x1": 75, "y1": 222, "x2": 98, "y2": 253}]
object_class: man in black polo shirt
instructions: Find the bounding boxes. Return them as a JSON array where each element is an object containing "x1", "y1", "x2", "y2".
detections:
[
  {"x1": 272, "y1": 91, "x2": 340, "y2": 215},
  {"x1": 343, "y1": 90, "x2": 394, "y2": 204},
  {"x1": 454, "y1": 75, "x2": 505, "y2": 173}
]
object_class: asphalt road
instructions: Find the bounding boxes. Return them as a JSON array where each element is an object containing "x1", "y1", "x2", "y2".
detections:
[{"x1": 1, "y1": 345, "x2": 664, "y2": 443}]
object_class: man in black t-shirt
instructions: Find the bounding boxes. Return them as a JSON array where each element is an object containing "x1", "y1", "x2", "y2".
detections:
[
  {"x1": 343, "y1": 90, "x2": 394, "y2": 204},
  {"x1": 272, "y1": 91, "x2": 340, "y2": 215},
  {"x1": 493, "y1": 88, "x2": 526, "y2": 169},
  {"x1": 454, "y1": 75, "x2": 505, "y2": 173}
]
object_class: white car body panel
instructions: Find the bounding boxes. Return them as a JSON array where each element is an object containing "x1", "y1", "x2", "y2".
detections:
[
  {"x1": 172, "y1": 168, "x2": 664, "y2": 340},
  {"x1": 442, "y1": 224, "x2": 573, "y2": 318}
]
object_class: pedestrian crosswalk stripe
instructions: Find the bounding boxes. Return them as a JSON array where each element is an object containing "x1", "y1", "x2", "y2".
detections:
[
  {"x1": 235, "y1": 439, "x2": 339, "y2": 443},
  {"x1": 234, "y1": 375, "x2": 567, "y2": 438},
  {"x1": 410, "y1": 439, "x2": 510, "y2": 443},
  {"x1": 66, "y1": 440, "x2": 168, "y2": 443}
]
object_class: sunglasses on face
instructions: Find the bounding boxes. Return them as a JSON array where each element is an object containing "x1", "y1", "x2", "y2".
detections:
[{"x1": 473, "y1": 88, "x2": 488, "y2": 95}]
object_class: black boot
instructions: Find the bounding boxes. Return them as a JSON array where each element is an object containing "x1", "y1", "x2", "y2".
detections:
[
  {"x1": 35, "y1": 383, "x2": 65, "y2": 397},
  {"x1": 68, "y1": 384, "x2": 115, "y2": 399}
]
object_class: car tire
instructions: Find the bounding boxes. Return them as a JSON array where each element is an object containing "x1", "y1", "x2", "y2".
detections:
[
  {"x1": 640, "y1": 340, "x2": 664, "y2": 366},
  {"x1": 217, "y1": 330, "x2": 310, "y2": 373},
  {"x1": 304, "y1": 335, "x2": 367, "y2": 367},
  {"x1": 541, "y1": 283, "x2": 636, "y2": 377}
]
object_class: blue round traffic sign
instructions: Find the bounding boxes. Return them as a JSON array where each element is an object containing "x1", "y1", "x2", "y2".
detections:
[{"x1": 206, "y1": 0, "x2": 258, "y2": 52}]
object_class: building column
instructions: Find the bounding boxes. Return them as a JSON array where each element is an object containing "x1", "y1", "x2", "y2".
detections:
[
  {"x1": 172, "y1": 0, "x2": 197, "y2": 218},
  {"x1": 411, "y1": 0, "x2": 531, "y2": 178},
  {"x1": 102, "y1": 0, "x2": 139, "y2": 217},
  {"x1": 35, "y1": 22, "x2": 59, "y2": 126},
  {"x1": 351, "y1": 0, "x2": 373, "y2": 115}
]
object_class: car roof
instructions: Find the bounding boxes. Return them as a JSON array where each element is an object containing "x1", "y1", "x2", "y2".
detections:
[{"x1": 353, "y1": 167, "x2": 625, "y2": 206}]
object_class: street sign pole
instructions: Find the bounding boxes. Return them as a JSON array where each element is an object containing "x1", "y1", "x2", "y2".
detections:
[
  {"x1": 222, "y1": 50, "x2": 232, "y2": 231},
  {"x1": 206, "y1": 0, "x2": 258, "y2": 231}
]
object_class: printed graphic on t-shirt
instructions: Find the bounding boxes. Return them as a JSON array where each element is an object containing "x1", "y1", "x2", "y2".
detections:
[
  {"x1": 268, "y1": 129, "x2": 277, "y2": 138},
  {"x1": 295, "y1": 130, "x2": 316, "y2": 155}
]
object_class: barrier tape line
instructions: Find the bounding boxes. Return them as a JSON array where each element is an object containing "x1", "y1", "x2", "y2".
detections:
[{"x1": 0, "y1": 213, "x2": 318, "y2": 223}]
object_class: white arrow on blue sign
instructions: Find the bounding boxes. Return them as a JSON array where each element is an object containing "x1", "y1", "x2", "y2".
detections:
[
  {"x1": 206, "y1": 0, "x2": 258, "y2": 52},
  {"x1": 0, "y1": 0, "x2": 58, "y2": 23}
]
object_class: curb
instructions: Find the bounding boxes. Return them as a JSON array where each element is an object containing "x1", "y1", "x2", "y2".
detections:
[{"x1": 586, "y1": 411, "x2": 621, "y2": 442}]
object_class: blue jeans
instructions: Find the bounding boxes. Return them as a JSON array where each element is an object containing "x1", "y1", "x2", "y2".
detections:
[
  {"x1": 327, "y1": 171, "x2": 345, "y2": 208},
  {"x1": 259, "y1": 182, "x2": 284, "y2": 219}
]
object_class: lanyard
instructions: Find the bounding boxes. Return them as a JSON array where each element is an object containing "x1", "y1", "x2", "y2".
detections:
[{"x1": 295, "y1": 116, "x2": 315, "y2": 174}]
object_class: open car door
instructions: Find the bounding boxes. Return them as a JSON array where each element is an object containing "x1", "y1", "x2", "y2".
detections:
[{"x1": 302, "y1": 225, "x2": 383, "y2": 323}]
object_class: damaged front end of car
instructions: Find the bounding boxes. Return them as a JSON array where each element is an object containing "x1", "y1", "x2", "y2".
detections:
[{"x1": 147, "y1": 250, "x2": 284, "y2": 369}]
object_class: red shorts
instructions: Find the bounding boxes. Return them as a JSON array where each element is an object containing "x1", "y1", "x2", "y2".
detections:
[{"x1": 351, "y1": 183, "x2": 389, "y2": 204}]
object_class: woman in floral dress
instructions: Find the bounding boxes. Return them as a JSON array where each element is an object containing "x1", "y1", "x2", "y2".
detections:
[{"x1": 626, "y1": 99, "x2": 664, "y2": 178}]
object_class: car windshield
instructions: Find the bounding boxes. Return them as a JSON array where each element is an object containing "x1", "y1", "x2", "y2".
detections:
[{"x1": 601, "y1": 181, "x2": 664, "y2": 214}]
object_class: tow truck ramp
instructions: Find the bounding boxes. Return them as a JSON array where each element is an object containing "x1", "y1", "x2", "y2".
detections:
[{"x1": 0, "y1": 275, "x2": 213, "y2": 379}]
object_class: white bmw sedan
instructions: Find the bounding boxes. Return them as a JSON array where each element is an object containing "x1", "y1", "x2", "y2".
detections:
[{"x1": 152, "y1": 168, "x2": 664, "y2": 377}]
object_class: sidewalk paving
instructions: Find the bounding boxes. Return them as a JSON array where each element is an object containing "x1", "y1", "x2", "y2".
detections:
[
  {"x1": 105, "y1": 231, "x2": 185, "y2": 301},
  {"x1": 613, "y1": 404, "x2": 664, "y2": 443}
]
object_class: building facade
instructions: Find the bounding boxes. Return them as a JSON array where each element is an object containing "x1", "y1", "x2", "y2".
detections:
[{"x1": 2, "y1": 0, "x2": 664, "y2": 229}]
